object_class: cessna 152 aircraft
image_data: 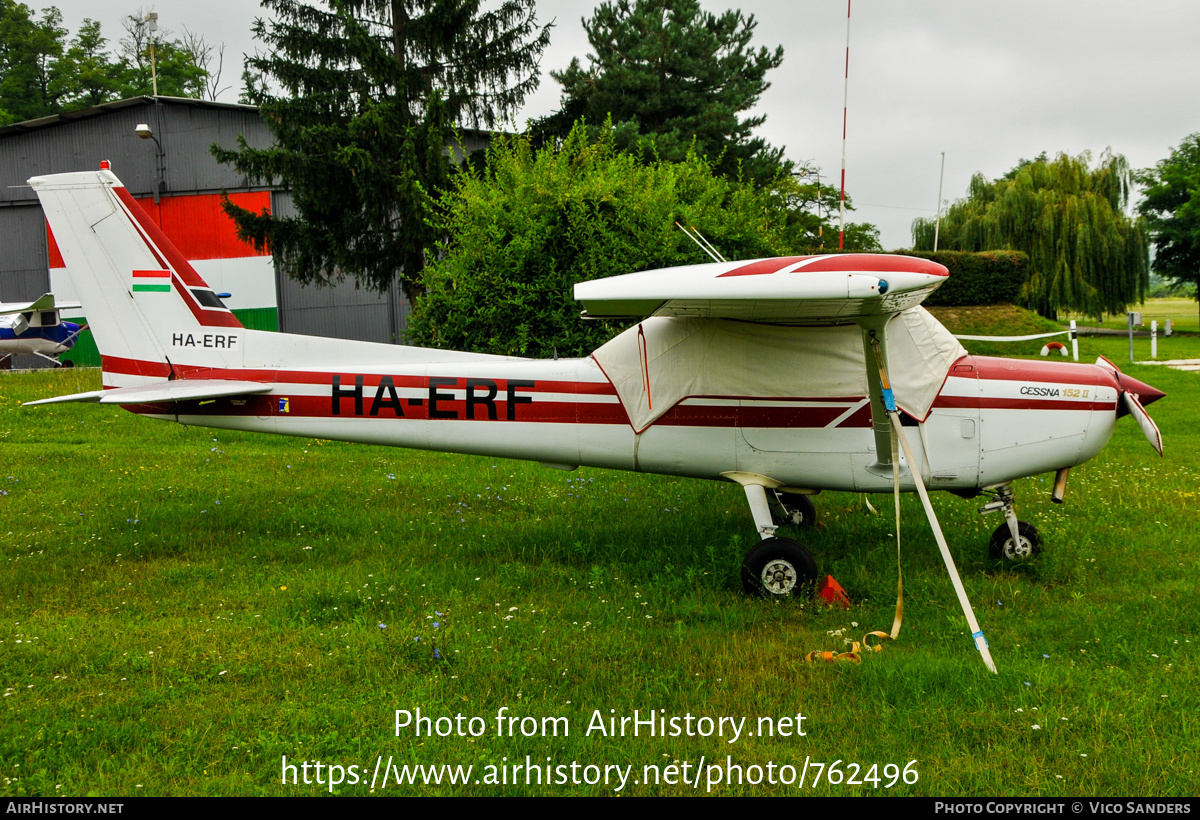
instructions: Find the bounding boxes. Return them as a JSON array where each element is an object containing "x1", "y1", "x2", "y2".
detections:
[
  {"x1": 24, "y1": 166, "x2": 1165, "y2": 670},
  {"x1": 0, "y1": 293, "x2": 84, "y2": 366}
]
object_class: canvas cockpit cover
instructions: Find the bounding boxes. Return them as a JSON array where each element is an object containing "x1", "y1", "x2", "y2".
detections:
[{"x1": 592, "y1": 307, "x2": 966, "y2": 433}]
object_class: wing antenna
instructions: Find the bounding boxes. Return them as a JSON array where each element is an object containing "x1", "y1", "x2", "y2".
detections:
[{"x1": 675, "y1": 222, "x2": 728, "y2": 263}]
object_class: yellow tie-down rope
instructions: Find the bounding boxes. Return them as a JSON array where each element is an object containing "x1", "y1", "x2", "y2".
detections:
[
  {"x1": 805, "y1": 368, "x2": 904, "y2": 665},
  {"x1": 806, "y1": 333, "x2": 998, "y2": 674}
]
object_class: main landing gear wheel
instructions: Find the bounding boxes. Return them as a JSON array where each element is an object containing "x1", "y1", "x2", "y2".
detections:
[
  {"x1": 741, "y1": 537, "x2": 818, "y2": 599},
  {"x1": 770, "y1": 492, "x2": 817, "y2": 529},
  {"x1": 989, "y1": 521, "x2": 1042, "y2": 561}
]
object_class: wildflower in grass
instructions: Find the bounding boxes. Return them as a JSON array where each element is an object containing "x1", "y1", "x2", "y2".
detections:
[
  {"x1": 378, "y1": 623, "x2": 387, "y2": 629},
  {"x1": 1032, "y1": 725, "x2": 1041, "y2": 730}
]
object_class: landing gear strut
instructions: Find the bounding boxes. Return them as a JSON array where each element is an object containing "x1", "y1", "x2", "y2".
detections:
[{"x1": 978, "y1": 484, "x2": 1041, "y2": 561}]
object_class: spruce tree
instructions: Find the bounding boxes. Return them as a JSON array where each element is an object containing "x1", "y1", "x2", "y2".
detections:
[
  {"x1": 212, "y1": 0, "x2": 551, "y2": 299},
  {"x1": 534, "y1": 0, "x2": 786, "y2": 185}
]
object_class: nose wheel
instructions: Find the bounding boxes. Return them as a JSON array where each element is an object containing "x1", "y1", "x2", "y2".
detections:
[
  {"x1": 979, "y1": 483, "x2": 1043, "y2": 562},
  {"x1": 988, "y1": 521, "x2": 1042, "y2": 561}
]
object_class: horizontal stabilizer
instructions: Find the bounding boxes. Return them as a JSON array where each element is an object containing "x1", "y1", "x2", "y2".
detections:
[
  {"x1": 0, "y1": 293, "x2": 82, "y2": 315},
  {"x1": 575, "y1": 254, "x2": 949, "y2": 324},
  {"x1": 23, "y1": 379, "x2": 272, "y2": 407}
]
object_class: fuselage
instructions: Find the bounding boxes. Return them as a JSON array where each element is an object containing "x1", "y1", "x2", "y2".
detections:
[
  {"x1": 0, "y1": 315, "x2": 80, "y2": 357},
  {"x1": 110, "y1": 326, "x2": 1122, "y2": 494}
]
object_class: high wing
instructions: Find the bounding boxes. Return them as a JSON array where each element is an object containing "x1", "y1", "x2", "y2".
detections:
[
  {"x1": 22, "y1": 379, "x2": 273, "y2": 407},
  {"x1": 0, "y1": 293, "x2": 83, "y2": 316},
  {"x1": 575, "y1": 254, "x2": 949, "y2": 324},
  {"x1": 580, "y1": 254, "x2": 1000, "y2": 669}
]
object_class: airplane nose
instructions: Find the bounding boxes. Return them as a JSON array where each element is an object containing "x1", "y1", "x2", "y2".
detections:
[{"x1": 1116, "y1": 372, "x2": 1166, "y2": 411}]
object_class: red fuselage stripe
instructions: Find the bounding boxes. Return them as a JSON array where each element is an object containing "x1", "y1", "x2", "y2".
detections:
[{"x1": 107, "y1": 354, "x2": 1123, "y2": 427}]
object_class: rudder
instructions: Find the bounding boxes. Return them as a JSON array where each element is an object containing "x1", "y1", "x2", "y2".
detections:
[{"x1": 30, "y1": 167, "x2": 245, "y2": 388}]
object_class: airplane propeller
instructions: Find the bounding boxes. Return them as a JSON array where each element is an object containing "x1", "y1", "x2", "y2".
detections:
[{"x1": 1096, "y1": 358, "x2": 1165, "y2": 457}]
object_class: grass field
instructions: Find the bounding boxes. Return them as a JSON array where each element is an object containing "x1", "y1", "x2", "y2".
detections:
[
  {"x1": 1, "y1": 323, "x2": 1197, "y2": 797},
  {"x1": 1064, "y1": 297, "x2": 1200, "y2": 334}
]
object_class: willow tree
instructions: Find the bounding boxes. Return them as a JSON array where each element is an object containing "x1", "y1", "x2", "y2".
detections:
[{"x1": 912, "y1": 151, "x2": 1148, "y2": 319}]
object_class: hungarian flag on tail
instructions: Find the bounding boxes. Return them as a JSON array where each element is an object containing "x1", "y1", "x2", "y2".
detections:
[{"x1": 132, "y1": 270, "x2": 171, "y2": 293}]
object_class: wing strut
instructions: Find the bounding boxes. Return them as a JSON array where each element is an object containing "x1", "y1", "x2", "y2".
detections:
[{"x1": 865, "y1": 327, "x2": 998, "y2": 674}]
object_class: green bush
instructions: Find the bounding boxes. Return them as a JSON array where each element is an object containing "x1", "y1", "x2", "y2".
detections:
[{"x1": 409, "y1": 125, "x2": 827, "y2": 357}]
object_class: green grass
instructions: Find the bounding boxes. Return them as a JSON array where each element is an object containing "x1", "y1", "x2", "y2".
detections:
[
  {"x1": 1, "y1": 339, "x2": 1197, "y2": 797},
  {"x1": 1064, "y1": 297, "x2": 1200, "y2": 334},
  {"x1": 932, "y1": 301, "x2": 1200, "y2": 363}
]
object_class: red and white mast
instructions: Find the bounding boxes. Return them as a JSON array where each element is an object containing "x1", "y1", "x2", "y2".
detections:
[{"x1": 838, "y1": 0, "x2": 851, "y2": 250}]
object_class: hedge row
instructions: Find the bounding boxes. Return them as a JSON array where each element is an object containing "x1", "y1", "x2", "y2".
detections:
[{"x1": 909, "y1": 250, "x2": 1029, "y2": 306}]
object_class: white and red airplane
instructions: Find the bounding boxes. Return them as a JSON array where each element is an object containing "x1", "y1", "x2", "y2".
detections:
[{"x1": 24, "y1": 166, "x2": 1165, "y2": 668}]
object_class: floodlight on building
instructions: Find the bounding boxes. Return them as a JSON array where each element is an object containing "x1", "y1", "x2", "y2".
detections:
[{"x1": 134, "y1": 123, "x2": 165, "y2": 203}]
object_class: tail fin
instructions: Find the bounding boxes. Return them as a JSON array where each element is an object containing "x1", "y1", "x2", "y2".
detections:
[{"x1": 29, "y1": 167, "x2": 244, "y2": 388}]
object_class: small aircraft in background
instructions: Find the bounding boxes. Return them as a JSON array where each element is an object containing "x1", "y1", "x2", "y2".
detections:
[
  {"x1": 23, "y1": 165, "x2": 1166, "y2": 672},
  {"x1": 0, "y1": 293, "x2": 84, "y2": 367}
]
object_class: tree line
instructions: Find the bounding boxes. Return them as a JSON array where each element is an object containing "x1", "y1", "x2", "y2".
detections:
[
  {"x1": 913, "y1": 142, "x2": 1200, "y2": 321},
  {"x1": 0, "y1": 1, "x2": 222, "y2": 125},
  {"x1": 213, "y1": 0, "x2": 879, "y2": 356}
]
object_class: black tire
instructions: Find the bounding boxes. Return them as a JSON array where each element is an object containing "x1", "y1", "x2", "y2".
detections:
[
  {"x1": 989, "y1": 521, "x2": 1042, "y2": 561},
  {"x1": 771, "y1": 491, "x2": 817, "y2": 528},
  {"x1": 741, "y1": 537, "x2": 819, "y2": 598},
  {"x1": 60, "y1": 359, "x2": 74, "y2": 368}
]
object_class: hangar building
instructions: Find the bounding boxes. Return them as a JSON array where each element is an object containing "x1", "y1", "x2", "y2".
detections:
[{"x1": 0, "y1": 96, "x2": 483, "y2": 368}]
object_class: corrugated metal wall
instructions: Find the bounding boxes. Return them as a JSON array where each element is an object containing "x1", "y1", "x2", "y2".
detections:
[
  {"x1": 0, "y1": 99, "x2": 271, "y2": 205},
  {"x1": 0, "y1": 99, "x2": 277, "y2": 368},
  {"x1": 0, "y1": 205, "x2": 50, "y2": 301}
]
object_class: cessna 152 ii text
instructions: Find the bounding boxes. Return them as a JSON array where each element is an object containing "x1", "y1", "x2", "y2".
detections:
[{"x1": 24, "y1": 166, "x2": 1165, "y2": 671}]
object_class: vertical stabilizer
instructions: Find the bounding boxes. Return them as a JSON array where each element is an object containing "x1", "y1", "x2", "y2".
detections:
[{"x1": 29, "y1": 168, "x2": 245, "y2": 388}]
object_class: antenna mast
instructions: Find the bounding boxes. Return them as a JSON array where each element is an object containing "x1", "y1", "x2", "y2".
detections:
[{"x1": 838, "y1": 0, "x2": 851, "y2": 250}]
